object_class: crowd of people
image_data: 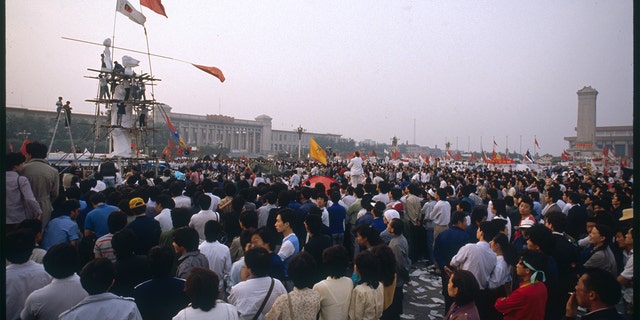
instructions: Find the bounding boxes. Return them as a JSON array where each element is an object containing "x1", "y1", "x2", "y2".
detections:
[{"x1": 5, "y1": 142, "x2": 635, "y2": 319}]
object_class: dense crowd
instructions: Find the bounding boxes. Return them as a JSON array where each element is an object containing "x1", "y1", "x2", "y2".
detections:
[{"x1": 5, "y1": 142, "x2": 634, "y2": 320}]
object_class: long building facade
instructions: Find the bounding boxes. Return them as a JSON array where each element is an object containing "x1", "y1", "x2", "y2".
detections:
[{"x1": 7, "y1": 105, "x2": 342, "y2": 157}]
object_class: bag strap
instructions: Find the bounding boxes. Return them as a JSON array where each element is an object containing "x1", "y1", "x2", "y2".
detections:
[{"x1": 252, "y1": 277, "x2": 275, "y2": 320}]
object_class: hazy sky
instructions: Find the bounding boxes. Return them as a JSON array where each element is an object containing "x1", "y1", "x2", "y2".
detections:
[{"x1": 6, "y1": 0, "x2": 633, "y2": 155}]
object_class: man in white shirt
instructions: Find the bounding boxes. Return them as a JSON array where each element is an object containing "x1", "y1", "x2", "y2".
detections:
[
  {"x1": 429, "y1": 188, "x2": 452, "y2": 240},
  {"x1": 189, "y1": 195, "x2": 220, "y2": 241},
  {"x1": 6, "y1": 230, "x2": 53, "y2": 320},
  {"x1": 154, "y1": 195, "x2": 175, "y2": 233},
  {"x1": 347, "y1": 151, "x2": 364, "y2": 187},
  {"x1": 170, "y1": 181, "x2": 191, "y2": 209},
  {"x1": 202, "y1": 179, "x2": 220, "y2": 211},
  {"x1": 199, "y1": 220, "x2": 232, "y2": 292},
  {"x1": 228, "y1": 247, "x2": 287, "y2": 320},
  {"x1": 257, "y1": 192, "x2": 277, "y2": 228},
  {"x1": 21, "y1": 243, "x2": 88, "y2": 320}
]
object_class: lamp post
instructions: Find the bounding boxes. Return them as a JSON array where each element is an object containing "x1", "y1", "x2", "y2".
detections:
[{"x1": 295, "y1": 125, "x2": 305, "y2": 160}]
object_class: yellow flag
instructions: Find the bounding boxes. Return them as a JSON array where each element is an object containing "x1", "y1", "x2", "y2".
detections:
[{"x1": 309, "y1": 137, "x2": 327, "y2": 165}]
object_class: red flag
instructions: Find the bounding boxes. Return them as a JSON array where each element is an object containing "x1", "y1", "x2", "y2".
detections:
[
  {"x1": 20, "y1": 136, "x2": 30, "y2": 156},
  {"x1": 167, "y1": 139, "x2": 176, "y2": 149},
  {"x1": 534, "y1": 138, "x2": 540, "y2": 148},
  {"x1": 602, "y1": 147, "x2": 608, "y2": 157},
  {"x1": 371, "y1": 149, "x2": 377, "y2": 157},
  {"x1": 177, "y1": 146, "x2": 184, "y2": 155},
  {"x1": 193, "y1": 64, "x2": 225, "y2": 83},
  {"x1": 140, "y1": 0, "x2": 167, "y2": 17},
  {"x1": 493, "y1": 139, "x2": 498, "y2": 147}
]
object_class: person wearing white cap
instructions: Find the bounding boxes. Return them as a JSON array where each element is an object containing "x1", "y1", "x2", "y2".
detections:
[{"x1": 380, "y1": 209, "x2": 400, "y2": 244}]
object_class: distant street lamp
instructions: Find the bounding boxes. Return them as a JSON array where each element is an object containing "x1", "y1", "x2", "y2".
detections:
[
  {"x1": 16, "y1": 130, "x2": 31, "y2": 137},
  {"x1": 295, "y1": 125, "x2": 305, "y2": 160}
]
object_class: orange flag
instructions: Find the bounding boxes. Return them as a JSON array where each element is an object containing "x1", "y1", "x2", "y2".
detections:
[
  {"x1": 193, "y1": 64, "x2": 226, "y2": 83},
  {"x1": 140, "y1": 0, "x2": 167, "y2": 17},
  {"x1": 20, "y1": 136, "x2": 30, "y2": 156}
]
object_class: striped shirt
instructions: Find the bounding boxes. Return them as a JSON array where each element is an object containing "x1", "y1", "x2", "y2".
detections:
[{"x1": 94, "y1": 233, "x2": 116, "y2": 263}]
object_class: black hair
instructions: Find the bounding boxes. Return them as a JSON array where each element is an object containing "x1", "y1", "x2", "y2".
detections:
[
  {"x1": 519, "y1": 249, "x2": 547, "y2": 282},
  {"x1": 18, "y1": 219, "x2": 42, "y2": 236},
  {"x1": 91, "y1": 192, "x2": 107, "y2": 205},
  {"x1": 457, "y1": 200, "x2": 471, "y2": 213},
  {"x1": 170, "y1": 208, "x2": 191, "y2": 229},
  {"x1": 451, "y1": 269, "x2": 480, "y2": 306},
  {"x1": 6, "y1": 229, "x2": 36, "y2": 264},
  {"x1": 204, "y1": 220, "x2": 222, "y2": 243},
  {"x1": 277, "y1": 208, "x2": 296, "y2": 226},
  {"x1": 147, "y1": 246, "x2": 175, "y2": 278},
  {"x1": 492, "y1": 233, "x2": 517, "y2": 267},
  {"x1": 545, "y1": 211, "x2": 567, "y2": 233},
  {"x1": 470, "y1": 206, "x2": 488, "y2": 224},
  {"x1": 370, "y1": 245, "x2": 396, "y2": 287},
  {"x1": 389, "y1": 187, "x2": 402, "y2": 201},
  {"x1": 239, "y1": 210, "x2": 258, "y2": 229},
  {"x1": 6, "y1": 152, "x2": 26, "y2": 171},
  {"x1": 197, "y1": 194, "x2": 212, "y2": 210},
  {"x1": 244, "y1": 247, "x2": 271, "y2": 277},
  {"x1": 593, "y1": 224, "x2": 614, "y2": 244},
  {"x1": 355, "y1": 251, "x2": 380, "y2": 289},
  {"x1": 107, "y1": 211, "x2": 128, "y2": 234},
  {"x1": 581, "y1": 267, "x2": 622, "y2": 306},
  {"x1": 322, "y1": 245, "x2": 350, "y2": 279},
  {"x1": 252, "y1": 227, "x2": 275, "y2": 251},
  {"x1": 288, "y1": 251, "x2": 318, "y2": 289},
  {"x1": 184, "y1": 267, "x2": 219, "y2": 311},
  {"x1": 157, "y1": 195, "x2": 176, "y2": 210},
  {"x1": 80, "y1": 258, "x2": 115, "y2": 295},
  {"x1": 25, "y1": 141, "x2": 48, "y2": 158},
  {"x1": 355, "y1": 224, "x2": 382, "y2": 247},
  {"x1": 111, "y1": 228, "x2": 138, "y2": 259},
  {"x1": 478, "y1": 221, "x2": 499, "y2": 242},
  {"x1": 43, "y1": 243, "x2": 79, "y2": 279},
  {"x1": 304, "y1": 213, "x2": 323, "y2": 235},
  {"x1": 173, "y1": 227, "x2": 200, "y2": 252},
  {"x1": 451, "y1": 211, "x2": 467, "y2": 225},
  {"x1": 389, "y1": 218, "x2": 404, "y2": 236}
]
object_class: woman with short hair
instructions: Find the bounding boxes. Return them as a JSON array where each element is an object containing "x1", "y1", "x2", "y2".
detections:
[{"x1": 173, "y1": 267, "x2": 238, "y2": 320}]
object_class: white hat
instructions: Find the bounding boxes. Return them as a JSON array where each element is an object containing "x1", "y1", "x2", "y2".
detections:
[
  {"x1": 384, "y1": 209, "x2": 401, "y2": 222},
  {"x1": 515, "y1": 219, "x2": 535, "y2": 229}
]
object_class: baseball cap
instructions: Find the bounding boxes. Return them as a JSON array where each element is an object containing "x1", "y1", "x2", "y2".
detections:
[{"x1": 129, "y1": 197, "x2": 146, "y2": 209}]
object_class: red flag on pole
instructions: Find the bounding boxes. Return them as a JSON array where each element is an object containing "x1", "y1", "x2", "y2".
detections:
[
  {"x1": 534, "y1": 138, "x2": 540, "y2": 148},
  {"x1": 20, "y1": 136, "x2": 30, "y2": 156},
  {"x1": 192, "y1": 64, "x2": 226, "y2": 83},
  {"x1": 140, "y1": 0, "x2": 167, "y2": 17},
  {"x1": 493, "y1": 139, "x2": 498, "y2": 147}
]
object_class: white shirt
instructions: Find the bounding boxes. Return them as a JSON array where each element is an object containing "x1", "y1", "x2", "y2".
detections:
[
  {"x1": 229, "y1": 277, "x2": 287, "y2": 320},
  {"x1": 228, "y1": 257, "x2": 245, "y2": 288},
  {"x1": 321, "y1": 207, "x2": 330, "y2": 227},
  {"x1": 20, "y1": 274, "x2": 88, "y2": 320},
  {"x1": 59, "y1": 293, "x2": 142, "y2": 320},
  {"x1": 257, "y1": 203, "x2": 276, "y2": 228},
  {"x1": 198, "y1": 240, "x2": 232, "y2": 289},
  {"x1": 189, "y1": 210, "x2": 221, "y2": 241},
  {"x1": 173, "y1": 303, "x2": 239, "y2": 320},
  {"x1": 347, "y1": 157, "x2": 363, "y2": 175},
  {"x1": 450, "y1": 241, "x2": 497, "y2": 290},
  {"x1": 313, "y1": 276, "x2": 353, "y2": 320},
  {"x1": 6, "y1": 261, "x2": 52, "y2": 320},
  {"x1": 154, "y1": 208, "x2": 173, "y2": 232},
  {"x1": 429, "y1": 200, "x2": 451, "y2": 226},
  {"x1": 277, "y1": 233, "x2": 298, "y2": 262},
  {"x1": 173, "y1": 195, "x2": 192, "y2": 209},
  {"x1": 488, "y1": 256, "x2": 511, "y2": 289}
]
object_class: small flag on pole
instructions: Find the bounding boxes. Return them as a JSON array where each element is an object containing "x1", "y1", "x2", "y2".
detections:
[
  {"x1": 20, "y1": 136, "x2": 30, "y2": 156},
  {"x1": 534, "y1": 138, "x2": 540, "y2": 148},
  {"x1": 309, "y1": 137, "x2": 327, "y2": 165},
  {"x1": 193, "y1": 64, "x2": 226, "y2": 83},
  {"x1": 116, "y1": 0, "x2": 147, "y2": 25},
  {"x1": 140, "y1": 0, "x2": 167, "y2": 17}
]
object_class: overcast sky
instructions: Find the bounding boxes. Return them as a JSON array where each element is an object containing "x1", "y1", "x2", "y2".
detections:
[{"x1": 6, "y1": 0, "x2": 633, "y2": 155}]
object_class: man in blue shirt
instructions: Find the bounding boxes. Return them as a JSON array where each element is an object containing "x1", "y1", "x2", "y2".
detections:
[
  {"x1": 84, "y1": 193, "x2": 119, "y2": 239},
  {"x1": 434, "y1": 211, "x2": 471, "y2": 312},
  {"x1": 41, "y1": 200, "x2": 81, "y2": 250}
]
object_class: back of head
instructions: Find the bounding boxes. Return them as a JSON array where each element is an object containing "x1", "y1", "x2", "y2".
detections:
[
  {"x1": 80, "y1": 258, "x2": 115, "y2": 295},
  {"x1": 204, "y1": 220, "x2": 222, "y2": 242},
  {"x1": 26, "y1": 141, "x2": 48, "y2": 159},
  {"x1": 304, "y1": 213, "x2": 323, "y2": 235},
  {"x1": 197, "y1": 194, "x2": 212, "y2": 210},
  {"x1": 451, "y1": 211, "x2": 467, "y2": 226},
  {"x1": 370, "y1": 245, "x2": 396, "y2": 287},
  {"x1": 173, "y1": 227, "x2": 200, "y2": 252},
  {"x1": 323, "y1": 245, "x2": 350, "y2": 279},
  {"x1": 111, "y1": 228, "x2": 138, "y2": 259},
  {"x1": 244, "y1": 247, "x2": 271, "y2": 277},
  {"x1": 355, "y1": 224, "x2": 382, "y2": 246},
  {"x1": 240, "y1": 210, "x2": 258, "y2": 229},
  {"x1": 479, "y1": 221, "x2": 498, "y2": 242},
  {"x1": 6, "y1": 229, "x2": 36, "y2": 264},
  {"x1": 147, "y1": 246, "x2": 175, "y2": 278},
  {"x1": 288, "y1": 251, "x2": 317, "y2": 289},
  {"x1": 6, "y1": 152, "x2": 26, "y2": 171},
  {"x1": 355, "y1": 250, "x2": 380, "y2": 289},
  {"x1": 170, "y1": 208, "x2": 191, "y2": 229},
  {"x1": 43, "y1": 243, "x2": 79, "y2": 279},
  {"x1": 107, "y1": 211, "x2": 128, "y2": 234},
  {"x1": 546, "y1": 211, "x2": 567, "y2": 233},
  {"x1": 519, "y1": 249, "x2": 547, "y2": 282},
  {"x1": 389, "y1": 218, "x2": 404, "y2": 236},
  {"x1": 185, "y1": 267, "x2": 219, "y2": 312}
]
